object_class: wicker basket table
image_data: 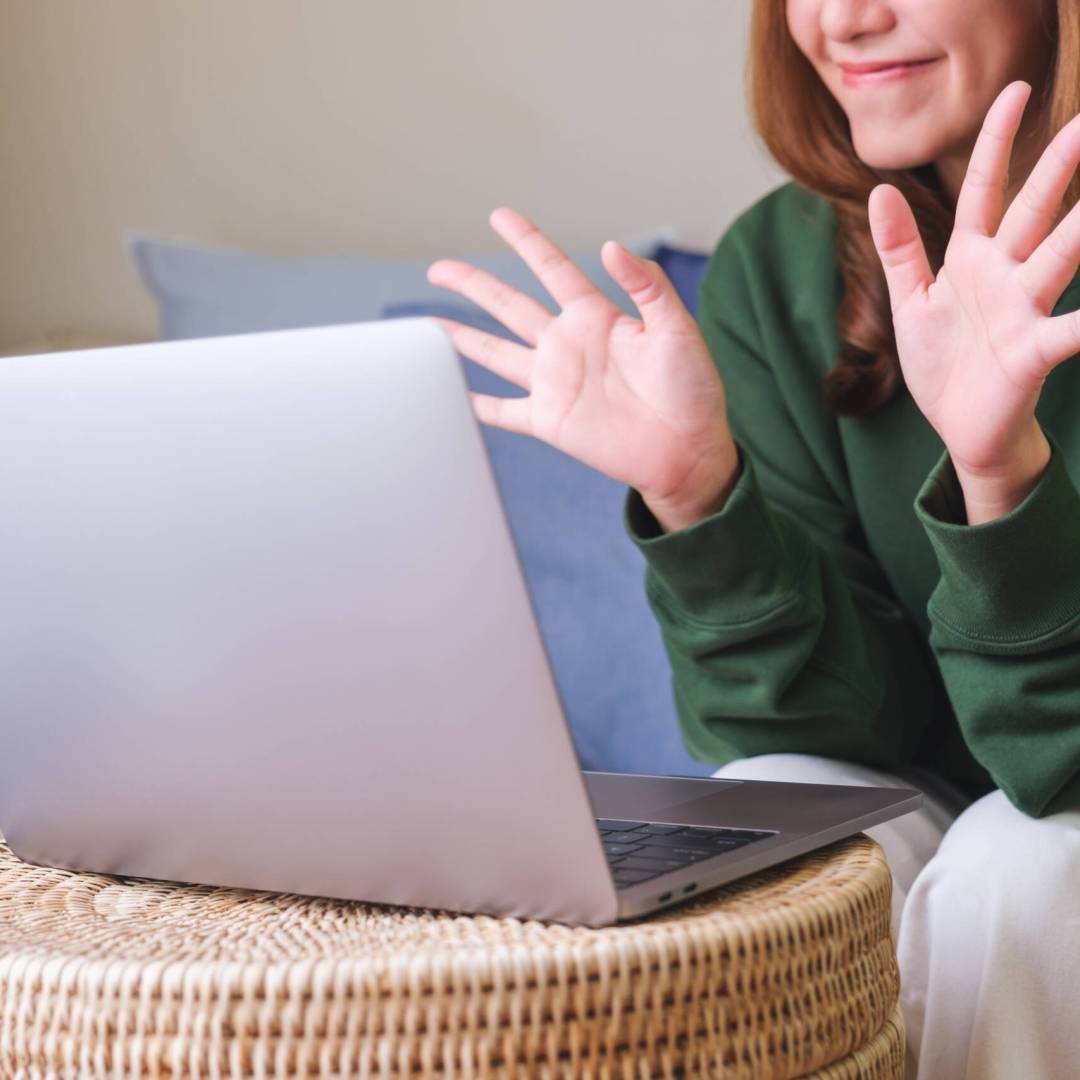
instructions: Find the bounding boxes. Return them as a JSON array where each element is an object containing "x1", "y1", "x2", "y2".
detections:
[{"x1": 0, "y1": 833, "x2": 903, "y2": 1079}]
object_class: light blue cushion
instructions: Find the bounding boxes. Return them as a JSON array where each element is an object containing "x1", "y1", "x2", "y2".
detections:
[
  {"x1": 382, "y1": 300, "x2": 713, "y2": 777},
  {"x1": 128, "y1": 230, "x2": 669, "y2": 340}
]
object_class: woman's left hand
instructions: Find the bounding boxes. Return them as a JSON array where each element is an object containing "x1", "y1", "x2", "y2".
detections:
[{"x1": 868, "y1": 80, "x2": 1080, "y2": 523}]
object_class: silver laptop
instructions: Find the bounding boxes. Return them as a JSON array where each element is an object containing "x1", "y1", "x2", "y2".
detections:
[{"x1": 0, "y1": 319, "x2": 921, "y2": 926}]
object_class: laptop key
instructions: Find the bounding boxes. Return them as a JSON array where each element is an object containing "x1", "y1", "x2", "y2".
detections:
[
  {"x1": 612, "y1": 867, "x2": 660, "y2": 885},
  {"x1": 679, "y1": 827, "x2": 763, "y2": 845},
  {"x1": 634, "y1": 833, "x2": 727, "y2": 852},
  {"x1": 679, "y1": 827, "x2": 735, "y2": 841},
  {"x1": 692, "y1": 837, "x2": 745, "y2": 851},
  {"x1": 608, "y1": 830, "x2": 653, "y2": 843},
  {"x1": 641, "y1": 823, "x2": 682, "y2": 835},
  {"x1": 602, "y1": 842, "x2": 643, "y2": 857},
  {"x1": 634, "y1": 844, "x2": 706, "y2": 864},
  {"x1": 596, "y1": 819, "x2": 647, "y2": 832},
  {"x1": 617, "y1": 854, "x2": 685, "y2": 872},
  {"x1": 671, "y1": 831, "x2": 747, "y2": 849},
  {"x1": 711, "y1": 828, "x2": 775, "y2": 841},
  {"x1": 693, "y1": 840, "x2": 743, "y2": 853}
]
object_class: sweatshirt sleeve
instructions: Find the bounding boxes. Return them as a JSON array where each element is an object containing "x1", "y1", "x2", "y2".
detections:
[
  {"x1": 622, "y1": 213, "x2": 950, "y2": 776},
  {"x1": 914, "y1": 440, "x2": 1080, "y2": 815}
]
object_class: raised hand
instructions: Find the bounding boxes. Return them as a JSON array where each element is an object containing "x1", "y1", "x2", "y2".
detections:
[
  {"x1": 868, "y1": 81, "x2": 1080, "y2": 523},
  {"x1": 426, "y1": 208, "x2": 740, "y2": 532}
]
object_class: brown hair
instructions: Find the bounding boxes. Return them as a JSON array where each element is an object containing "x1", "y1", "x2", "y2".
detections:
[{"x1": 747, "y1": 0, "x2": 1080, "y2": 416}]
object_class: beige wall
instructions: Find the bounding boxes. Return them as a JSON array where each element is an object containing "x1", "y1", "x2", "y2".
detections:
[{"x1": 0, "y1": 0, "x2": 785, "y2": 353}]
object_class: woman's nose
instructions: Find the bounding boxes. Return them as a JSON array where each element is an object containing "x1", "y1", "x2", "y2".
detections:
[{"x1": 819, "y1": 0, "x2": 897, "y2": 43}]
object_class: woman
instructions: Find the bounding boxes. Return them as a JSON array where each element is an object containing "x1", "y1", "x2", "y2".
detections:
[{"x1": 427, "y1": 1, "x2": 1080, "y2": 1076}]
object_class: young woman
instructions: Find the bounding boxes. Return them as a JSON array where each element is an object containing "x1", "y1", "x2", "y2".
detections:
[{"x1": 427, "y1": 1, "x2": 1080, "y2": 1075}]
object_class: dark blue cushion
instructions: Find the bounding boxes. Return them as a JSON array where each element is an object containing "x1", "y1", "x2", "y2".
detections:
[
  {"x1": 382, "y1": 298, "x2": 713, "y2": 777},
  {"x1": 653, "y1": 242, "x2": 710, "y2": 318}
]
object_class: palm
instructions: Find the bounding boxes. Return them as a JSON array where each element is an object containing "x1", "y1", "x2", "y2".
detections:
[
  {"x1": 893, "y1": 233, "x2": 1044, "y2": 469},
  {"x1": 525, "y1": 295, "x2": 727, "y2": 496},
  {"x1": 427, "y1": 209, "x2": 734, "y2": 510},
  {"x1": 870, "y1": 81, "x2": 1080, "y2": 474}
]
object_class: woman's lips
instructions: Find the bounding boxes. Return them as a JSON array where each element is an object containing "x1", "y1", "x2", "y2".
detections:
[{"x1": 840, "y1": 57, "x2": 942, "y2": 89}]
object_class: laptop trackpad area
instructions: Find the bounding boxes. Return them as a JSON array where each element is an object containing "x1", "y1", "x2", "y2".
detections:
[{"x1": 583, "y1": 772, "x2": 741, "y2": 822}]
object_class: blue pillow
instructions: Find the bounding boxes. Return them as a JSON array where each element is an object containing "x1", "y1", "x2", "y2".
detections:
[
  {"x1": 382, "y1": 299, "x2": 713, "y2": 777},
  {"x1": 128, "y1": 230, "x2": 669, "y2": 341},
  {"x1": 653, "y1": 242, "x2": 710, "y2": 318}
]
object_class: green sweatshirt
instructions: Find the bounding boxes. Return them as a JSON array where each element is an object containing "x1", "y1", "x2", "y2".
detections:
[{"x1": 624, "y1": 180, "x2": 1080, "y2": 818}]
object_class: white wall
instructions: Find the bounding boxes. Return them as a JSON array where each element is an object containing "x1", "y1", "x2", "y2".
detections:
[{"x1": 0, "y1": 0, "x2": 785, "y2": 352}]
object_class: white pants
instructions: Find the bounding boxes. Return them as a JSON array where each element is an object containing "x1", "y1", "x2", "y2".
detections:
[{"x1": 710, "y1": 754, "x2": 1080, "y2": 1080}]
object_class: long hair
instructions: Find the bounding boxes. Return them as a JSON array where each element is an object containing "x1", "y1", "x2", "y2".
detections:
[{"x1": 748, "y1": 1, "x2": 1080, "y2": 416}]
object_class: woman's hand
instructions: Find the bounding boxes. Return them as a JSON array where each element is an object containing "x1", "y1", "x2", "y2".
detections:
[
  {"x1": 868, "y1": 81, "x2": 1080, "y2": 524},
  {"x1": 426, "y1": 208, "x2": 740, "y2": 532}
]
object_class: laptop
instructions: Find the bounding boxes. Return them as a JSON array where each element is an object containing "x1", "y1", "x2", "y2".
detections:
[{"x1": 0, "y1": 319, "x2": 921, "y2": 926}]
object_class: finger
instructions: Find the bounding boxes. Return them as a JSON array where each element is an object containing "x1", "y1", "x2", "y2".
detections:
[
  {"x1": 600, "y1": 240, "x2": 689, "y2": 334},
  {"x1": 426, "y1": 259, "x2": 553, "y2": 345},
  {"x1": 954, "y1": 81, "x2": 1031, "y2": 236},
  {"x1": 996, "y1": 111, "x2": 1080, "y2": 262},
  {"x1": 489, "y1": 207, "x2": 600, "y2": 309},
  {"x1": 469, "y1": 391, "x2": 532, "y2": 436},
  {"x1": 1015, "y1": 195, "x2": 1080, "y2": 312},
  {"x1": 1034, "y1": 304, "x2": 1080, "y2": 373},
  {"x1": 434, "y1": 317, "x2": 533, "y2": 391},
  {"x1": 867, "y1": 183, "x2": 934, "y2": 310}
]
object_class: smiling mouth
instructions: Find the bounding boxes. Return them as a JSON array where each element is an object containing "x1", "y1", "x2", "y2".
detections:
[{"x1": 840, "y1": 57, "x2": 942, "y2": 87}]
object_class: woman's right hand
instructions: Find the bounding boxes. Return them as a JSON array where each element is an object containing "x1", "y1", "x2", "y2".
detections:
[{"x1": 426, "y1": 208, "x2": 741, "y2": 533}]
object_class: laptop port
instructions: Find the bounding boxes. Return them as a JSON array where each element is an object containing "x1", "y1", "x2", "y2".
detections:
[
  {"x1": 683, "y1": 883, "x2": 697, "y2": 894},
  {"x1": 658, "y1": 891, "x2": 673, "y2": 903}
]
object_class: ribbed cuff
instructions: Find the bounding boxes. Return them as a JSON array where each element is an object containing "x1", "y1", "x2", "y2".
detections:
[
  {"x1": 623, "y1": 448, "x2": 810, "y2": 626},
  {"x1": 915, "y1": 436, "x2": 1080, "y2": 644}
]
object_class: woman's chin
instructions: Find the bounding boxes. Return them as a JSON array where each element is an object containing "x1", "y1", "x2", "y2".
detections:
[{"x1": 851, "y1": 134, "x2": 939, "y2": 176}]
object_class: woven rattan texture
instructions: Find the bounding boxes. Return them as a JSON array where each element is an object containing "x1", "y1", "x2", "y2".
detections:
[
  {"x1": 801, "y1": 1011, "x2": 902, "y2": 1080},
  {"x1": 0, "y1": 834, "x2": 898, "y2": 1079}
]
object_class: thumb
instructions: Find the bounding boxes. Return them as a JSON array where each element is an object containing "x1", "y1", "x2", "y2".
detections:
[
  {"x1": 601, "y1": 241, "x2": 690, "y2": 333},
  {"x1": 868, "y1": 183, "x2": 934, "y2": 312}
]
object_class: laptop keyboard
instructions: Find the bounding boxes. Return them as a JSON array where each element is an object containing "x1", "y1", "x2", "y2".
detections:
[{"x1": 596, "y1": 819, "x2": 775, "y2": 888}]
